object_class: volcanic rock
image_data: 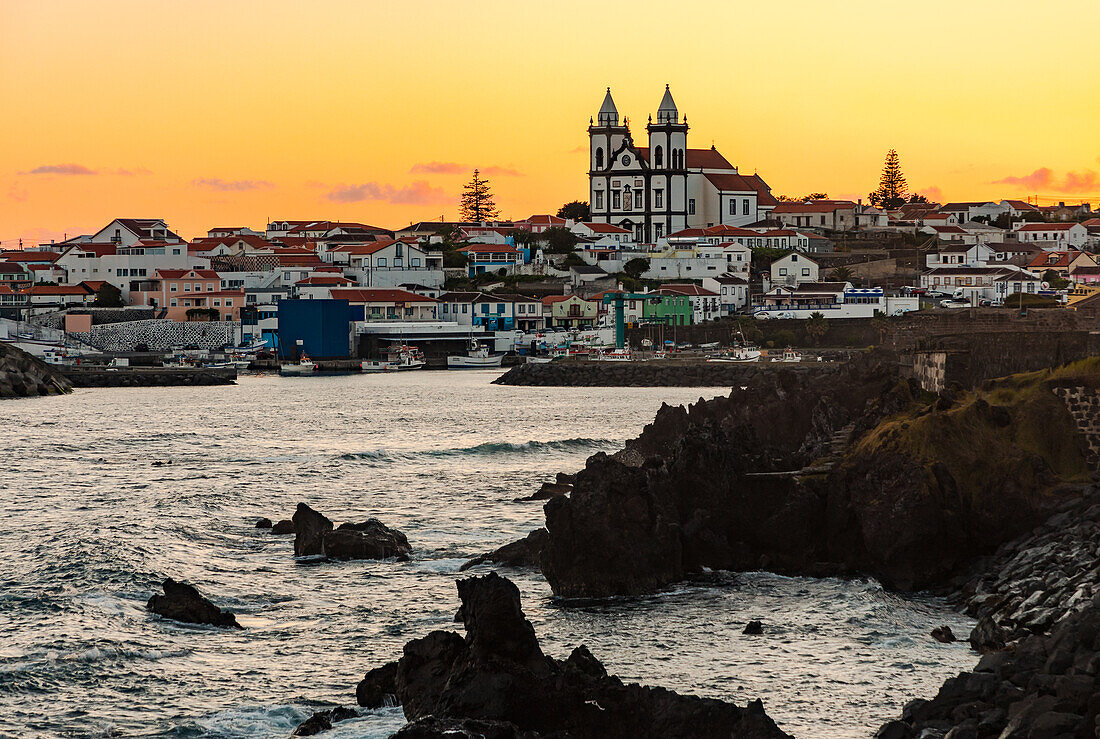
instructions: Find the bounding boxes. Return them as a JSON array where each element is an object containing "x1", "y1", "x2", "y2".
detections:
[
  {"x1": 968, "y1": 615, "x2": 1007, "y2": 654},
  {"x1": 356, "y1": 660, "x2": 398, "y2": 708},
  {"x1": 293, "y1": 503, "x2": 333, "y2": 557},
  {"x1": 372, "y1": 572, "x2": 790, "y2": 738},
  {"x1": 255, "y1": 517, "x2": 272, "y2": 529},
  {"x1": 743, "y1": 620, "x2": 763, "y2": 635},
  {"x1": 291, "y1": 706, "x2": 358, "y2": 736},
  {"x1": 146, "y1": 578, "x2": 242, "y2": 629},
  {"x1": 459, "y1": 529, "x2": 548, "y2": 571},
  {"x1": 513, "y1": 482, "x2": 572, "y2": 502},
  {"x1": 930, "y1": 625, "x2": 956, "y2": 643},
  {"x1": 271, "y1": 519, "x2": 295, "y2": 534},
  {"x1": 324, "y1": 519, "x2": 411, "y2": 561}
]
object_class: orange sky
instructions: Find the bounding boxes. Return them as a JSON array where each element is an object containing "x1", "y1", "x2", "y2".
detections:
[{"x1": 3, "y1": 0, "x2": 1100, "y2": 246}]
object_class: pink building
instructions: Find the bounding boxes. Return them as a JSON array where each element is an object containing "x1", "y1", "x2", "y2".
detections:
[{"x1": 132, "y1": 268, "x2": 245, "y2": 321}]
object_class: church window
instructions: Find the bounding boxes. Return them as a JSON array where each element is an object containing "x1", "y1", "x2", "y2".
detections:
[
  {"x1": 595, "y1": 148, "x2": 604, "y2": 169},
  {"x1": 688, "y1": 199, "x2": 695, "y2": 215},
  {"x1": 594, "y1": 191, "x2": 604, "y2": 209},
  {"x1": 728, "y1": 200, "x2": 736, "y2": 216},
  {"x1": 654, "y1": 146, "x2": 664, "y2": 167},
  {"x1": 743, "y1": 199, "x2": 750, "y2": 216},
  {"x1": 654, "y1": 189, "x2": 663, "y2": 208},
  {"x1": 622, "y1": 155, "x2": 631, "y2": 166},
  {"x1": 612, "y1": 190, "x2": 622, "y2": 209},
  {"x1": 634, "y1": 189, "x2": 643, "y2": 208},
  {"x1": 655, "y1": 223, "x2": 664, "y2": 239}
]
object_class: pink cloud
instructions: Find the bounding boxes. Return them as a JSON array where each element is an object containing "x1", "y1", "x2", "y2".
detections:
[
  {"x1": 481, "y1": 166, "x2": 522, "y2": 177},
  {"x1": 192, "y1": 177, "x2": 274, "y2": 191},
  {"x1": 992, "y1": 166, "x2": 1100, "y2": 193},
  {"x1": 21, "y1": 163, "x2": 97, "y2": 175},
  {"x1": 917, "y1": 185, "x2": 943, "y2": 202},
  {"x1": 1062, "y1": 170, "x2": 1099, "y2": 193},
  {"x1": 993, "y1": 167, "x2": 1055, "y2": 189},
  {"x1": 325, "y1": 180, "x2": 447, "y2": 205},
  {"x1": 410, "y1": 161, "x2": 465, "y2": 175}
]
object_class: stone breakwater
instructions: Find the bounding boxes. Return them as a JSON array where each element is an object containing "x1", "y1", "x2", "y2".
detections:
[
  {"x1": 493, "y1": 360, "x2": 833, "y2": 387},
  {"x1": 0, "y1": 343, "x2": 71, "y2": 398},
  {"x1": 60, "y1": 366, "x2": 236, "y2": 388}
]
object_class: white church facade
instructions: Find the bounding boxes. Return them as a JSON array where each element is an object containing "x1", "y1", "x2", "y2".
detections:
[{"x1": 588, "y1": 86, "x2": 777, "y2": 244}]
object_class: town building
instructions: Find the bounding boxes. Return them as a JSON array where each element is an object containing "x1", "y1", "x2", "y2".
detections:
[
  {"x1": 1013, "y1": 222, "x2": 1089, "y2": 248},
  {"x1": 702, "y1": 274, "x2": 750, "y2": 314},
  {"x1": 770, "y1": 252, "x2": 819, "y2": 286},
  {"x1": 330, "y1": 288, "x2": 439, "y2": 322}
]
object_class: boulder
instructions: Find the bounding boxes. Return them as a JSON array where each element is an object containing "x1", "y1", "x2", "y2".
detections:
[
  {"x1": 255, "y1": 517, "x2": 272, "y2": 529},
  {"x1": 375, "y1": 572, "x2": 790, "y2": 738},
  {"x1": 460, "y1": 529, "x2": 548, "y2": 571},
  {"x1": 271, "y1": 519, "x2": 295, "y2": 534},
  {"x1": 356, "y1": 660, "x2": 398, "y2": 708},
  {"x1": 743, "y1": 620, "x2": 763, "y2": 635},
  {"x1": 323, "y1": 518, "x2": 411, "y2": 561},
  {"x1": 291, "y1": 706, "x2": 358, "y2": 736},
  {"x1": 969, "y1": 615, "x2": 1007, "y2": 653},
  {"x1": 514, "y1": 482, "x2": 572, "y2": 502},
  {"x1": 146, "y1": 578, "x2": 242, "y2": 629},
  {"x1": 931, "y1": 625, "x2": 956, "y2": 643},
  {"x1": 293, "y1": 503, "x2": 333, "y2": 557}
]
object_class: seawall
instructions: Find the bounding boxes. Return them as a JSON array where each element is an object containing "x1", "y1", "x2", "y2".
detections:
[
  {"x1": 59, "y1": 366, "x2": 237, "y2": 388},
  {"x1": 492, "y1": 360, "x2": 834, "y2": 387},
  {"x1": 0, "y1": 342, "x2": 72, "y2": 398}
]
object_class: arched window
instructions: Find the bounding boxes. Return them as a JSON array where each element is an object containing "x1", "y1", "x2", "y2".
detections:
[
  {"x1": 595, "y1": 148, "x2": 604, "y2": 169},
  {"x1": 654, "y1": 145, "x2": 664, "y2": 167}
]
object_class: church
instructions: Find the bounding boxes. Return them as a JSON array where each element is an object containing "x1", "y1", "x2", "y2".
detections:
[{"x1": 588, "y1": 86, "x2": 777, "y2": 243}]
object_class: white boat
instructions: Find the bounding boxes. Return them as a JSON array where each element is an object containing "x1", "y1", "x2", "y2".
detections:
[
  {"x1": 699, "y1": 341, "x2": 720, "y2": 350},
  {"x1": 526, "y1": 355, "x2": 553, "y2": 364},
  {"x1": 447, "y1": 339, "x2": 504, "y2": 369},
  {"x1": 597, "y1": 348, "x2": 634, "y2": 362},
  {"x1": 280, "y1": 352, "x2": 317, "y2": 376},
  {"x1": 771, "y1": 348, "x2": 803, "y2": 363},
  {"x1": 362, "y1": 345, "x2": 426, "y2": 373},
  {"x1": 707, "y1": 345, "x2": 762, "y2": 363}
]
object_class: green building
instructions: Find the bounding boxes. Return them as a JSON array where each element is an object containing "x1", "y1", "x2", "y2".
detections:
[{"x1": 642, "y1": 294, "x2": 692, "y2": 326}]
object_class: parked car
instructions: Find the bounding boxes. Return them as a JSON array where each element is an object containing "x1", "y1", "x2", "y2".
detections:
[{"x1": 939, "y1": 298, "x2": 971, "y2": 308}]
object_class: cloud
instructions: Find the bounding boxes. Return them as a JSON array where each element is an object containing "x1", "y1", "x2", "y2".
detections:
[
  {"x1": 993, "y1": 168, "x2": 1054, "y2": 189},
  {"x1": 21, "y1": 163, "x2": 97, "y2": 175},
  {"x1": 481, "y1": 166, "x2": 522, "y2": 177},
  {"x1": 7, "y1": 183, "x2": 29, "y2": 202},
  {"x1": 410, "y1": 161, "x2": 466, "y2": 175},
  {"x1": 992, "y1": 166, "x2": 1099, "y2": 193},
  {"x1": 325, "y1": 180, "x2": 447, "y2": 205},
  {"x1": 917, "y1": 185, "x2": 943, "y2": 202},
  {"x1": 192, "y1": 177, "x2": 274, "y2": 192}
]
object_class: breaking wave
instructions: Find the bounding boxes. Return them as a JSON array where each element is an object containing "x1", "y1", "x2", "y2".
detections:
[{"x1": 338, "y1": 437, "x2": 619, "y2": 463}]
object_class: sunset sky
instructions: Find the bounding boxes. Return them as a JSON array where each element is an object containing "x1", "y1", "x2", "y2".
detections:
[{"x1": 3, "y1": 0, "x2": 1099, "y2": 246}]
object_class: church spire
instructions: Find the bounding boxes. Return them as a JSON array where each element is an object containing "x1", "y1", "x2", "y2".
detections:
[
  {"x1": 597, "y1": 87, "x2": 619, "y2": 126},
  {"x1": 656, "y1": 84, "x2": 678, "y2": 124}
]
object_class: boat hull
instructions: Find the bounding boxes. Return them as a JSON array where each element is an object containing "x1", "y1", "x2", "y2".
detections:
[
  {"x1": 447, "y1": 355, "x2": 504, "y2": 368},
  {"x1": 361, "y1": 360, "x2": 425, "y2": 373}
]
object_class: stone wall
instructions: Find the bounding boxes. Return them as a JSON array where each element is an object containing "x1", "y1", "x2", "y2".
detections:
[
  {"x1": 909, "y1": 351, "x2": 948, "y2": 393},
  {"x1": 36, "y1": 307, "x2": 156, "y2": 329},
  {"x1": 69, "y1": 319, "x2": 241, "y2": 352},
  {"x1": 1052, "y1": 386, "x2": 1100, "y2": 468},
  {"x1": 493, "y1": 360, "x2": 833, "y2": 387},
  {"x1": 0, "y1": 342, "x2": 71, "y2": 398}
]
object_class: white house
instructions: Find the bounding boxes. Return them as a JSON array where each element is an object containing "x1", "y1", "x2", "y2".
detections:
[
  {"x1": 55, "y1": 240, "x2": 197, "y2": 300},
  {"x1": 571, "y1": 221, "x2": 634, "y2": 248},
  {"x1": 721, "y1": 242, "x2": 752, "y2": 276},
  {"x1": 940, "y1": 202, "x2": 1008, "y2": 223},
  {"x1": 326, "y1": 238, "x2": 444, "y2": 287},
  {"x1": 770, "y1": 252, "x2": 819, "y2": 286},
  {"x1": 754, "y1": 282, "x2": 918, "y2": 319},
  {"x1": 920, "y1": 265, "x2": 1041, "y2": 301},
  {"x1": 1000, "y1": 200, "x2": 1040, "y2": 218},
  {"x1": 87, "y1": 218, "x2": 183, "y2": 247},
  {"x1": 702, "y1": 274, "x2": 749, "y2": 314},
  {"x1": 330, "y1": 288, "x2": 439, "y2": 322},
  {"x1": 926, "y1": 243, "x2": 994, "y2": 268},
  {"x1": 1013, "y1": 222, "x2": 1088, "y2": 248}
]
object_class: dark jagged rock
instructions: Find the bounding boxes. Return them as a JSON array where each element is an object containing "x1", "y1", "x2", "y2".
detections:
[
  {"x1": 324, "y1": 519, "x2": 411, "y2": 561},
  {"x1": 293, "y1": 503, "x2": 333, "y2": 557},
  {"x1": 930, "y1": 625, "x2": 956, "y2": 643},
  {"x1": 539, "y1": 355, "x2": 1097, "y2": 598},
  {"x1": 879, "y1": 595, "x2": 1100, "y2": 738},
  {"x1": 373, "y1": 572, "x2": 790, "y2": 738},
  {"x1": 291, "y1": 706, "x2": 358, "y2": 736},
  {"x1": 460, "y1": 529, "x2": 548, "y2": 571},
  {"x1": 968, "y1": 615, "x2": 1007, "y2": 654},
  {"x1": 271, "y1": 519, "x2": 295, "y2": 534},
  {"x1": 743, "y1": 620, "x2": 763, "y2": 635},
  {"x1": 146, "y1": 578, "x2": 242, "y2": 629},
  {"x1": 0, "y1": 342, "x2": 71, "y2": 398},
  {"x1": 356, "y1": 661, "x2": 398, "y2": 708},
  {"x1": 255, "y1": 517, "x2": 272, "y2": 529},
  {"x1": 513, "y1": 482, "x2": 571, "y2": 502}
]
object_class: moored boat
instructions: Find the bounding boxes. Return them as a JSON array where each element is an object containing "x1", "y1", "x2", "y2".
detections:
[
  {"x1": 447, "y1": 339, "x2": 504, "y2": 369},
  {"x1": 771, "y1": 348, "x2": 803, "y2": 363},
  {"x1": 362, "y1": 345, "x2": 426, "y2": 373},
  {"x1": 280, "y1": 352, "x2": 317, "y2": 376}
]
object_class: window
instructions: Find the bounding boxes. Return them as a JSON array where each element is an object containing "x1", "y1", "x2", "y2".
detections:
[
  {"x1": 729, "y1": 200, "x2": 736, "y2": 216},
  {"x1": 184, "y1": 284, "x2": 191, "y2": 292},
  {"x1": 377, "y1": 258, "x2": 387, "y2": 267},
  {"x1": 779, "y1": 268, "x2": 788, "y2": 275},
  {"x1": 743, "y1": 199, "x2": 750, "y2": 216},
  {"x1": 461, "y1": 304, "x2": 468, "y2": 313},
  {"x1": 207, "y1": 283, "x2": 214, "y2": 291},
  {"x1": 173, "y1": 249, "x2": 181, "y2": 255},
  {"x1": 621, "y1": 155, "x2": 631, "y2": 166},
  {"x1": 688, "y1": 199, "x2": 695, "y2": 215},
  {"x1": 594, "y1": 191, "x2": 604, "y2": 209},
  {"x1": 394, "y1": 258, "x2": 403, "y2": 268},
  {"x1": 655, "y1": 223, "x2": 664, "y2": 239},
  {"x1": 213, "y1": 299, "x2": 221, "y2": 307},
  {"x1": 612, "y1": 191, "x2": 622, "y2": 209},
  {"x1": 654, "y1": 146, "x2": 663, "y2": 167},
  {"x1": 170, "y1": 284, "x2": 177, "y2": 292},
  {"x1": 820, "y1": 216, "x2": 826, "y2": 225},
  {"x1": 170, "y1": 298, "x2": 177, "y2": 306},
  {"x1": 595, "y1": 148, "x2": 604, "y2": 169},
  {"x1": 654, "y1": 188, "x2": 665, "y2": 208},
  {"x1": 411, "y1": 257, "x2": 421, "y2": 267},
  {"x1": 634, "y1": 188, "x2": 642, "y2": 207},
  {"x1": 226, "y1": 299, "x2": 233, "y2": 306},
  {"x1": 802, "y1": 268, "x2": 810, "y2": 276}
]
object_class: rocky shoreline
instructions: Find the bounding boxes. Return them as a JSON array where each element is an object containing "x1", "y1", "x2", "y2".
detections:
[
  {"x1": 492, "y1": 360, "x2": 834, "y2": 387},
  {"x1": 0, "y1": 342, "x2": 71, "y2": 398}
]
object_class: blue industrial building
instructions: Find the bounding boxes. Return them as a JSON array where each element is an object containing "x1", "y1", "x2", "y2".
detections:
[{"x1": 276, "y1": 299, "x2": 356, "y2": 359}]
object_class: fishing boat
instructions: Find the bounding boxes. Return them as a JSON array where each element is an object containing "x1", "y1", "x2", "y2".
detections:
[
  {"x1": 771, "y1": 348, "x2": 803, "y2": 363},
  {"x1": 526, "y1": 355, "x2": 553, "y2": 364},
  {"x1": 699, "y1": 341, "x2": 719, "y2": 350},
  {"x1": 446, "y1": 338, "x2": 504, "y2": 369},
  {"x1": 706, "y1": 345, "x2": 762, "y2": 363},
  {"x1": 280, "y1": 352, "x2": 317, "y2": 376},
  {"x1": 361, "y1": 345, "x2": 425, "y2": 373},
  {"x1": 596, "y1": 348, "x2": 633, "y2": 362}
]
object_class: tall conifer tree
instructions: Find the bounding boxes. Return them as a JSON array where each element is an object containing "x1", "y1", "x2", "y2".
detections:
[
  {"x1": 869, "y1": 149, "x2": 908, "y2": 209},
  {"x1": 459, "y1": 169, "x2": 500, "y2": 222}
]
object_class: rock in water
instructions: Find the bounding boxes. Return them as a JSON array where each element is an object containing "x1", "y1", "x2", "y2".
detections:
[
  {"x1": 743, "y1": 620, "x2": 763, "y2": 635},
  {"x1": 271, "y1": 519, "x2": 294, "y2": 534},
  {"x1": 459, "y1": 529, "x2": 548, "y2": 571},
  {"x1": 293, "y1": 503, "x2": 333, "y2": 557},
  {"x1": 323, "y1": 518, "x2": 411, "y2": 561},
  {"x1": 255, "y1": 517, "x2": 272, "y2": 529},
  {"x1": 930, "y1": 625, "x2": 956, "y2": 643},
  {"x1": 372, "y1": 572, "x2": 790, "y2": 738},
  {"x1": 146, "y1": 578, "x2": 242, "y2": 629},
  {"x1": 968, "y1": 615, "x2": 1006, "y2": 653},
  {"x1": 291, "y1": 707, "x2": 358, "y2": 736},
  {"x1": 356, "y1": 661, "x2": 398, "y2": 708}
]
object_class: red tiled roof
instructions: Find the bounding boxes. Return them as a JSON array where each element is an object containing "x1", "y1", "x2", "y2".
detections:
[
  {"x1": 329, "y1": 288, "x2": 437, "y2": 303},
  {"x1": 1017, "y1": 223, "x2": 1078, "y2": 231},
  {"x1": 520, "y1": 215, "x2": 567, "y2": 226},
  {"x1": 156, "y1": 269, "x2": 220, "y2": 279},
  {"x1": 459, "y1": 244, "x2": 521, "y2": 254},
  {"x1": 0, "y1": 251, "x2": 60, "y2": 262},
  {"x1": 657, "y1": 284, "x2": 719, "y2": 297},
  {"x1": 68, "y1": 244, "x2": 118, "y2": 257},
  {"x1": 636, "y1": 147, "x2": 736, "y2": 170},
  {"x1": 582, "y1": 222, "x2": 631, "y2": 234},
  {"x1": 25, "y1": 285, "x2": 94, "y2": 296},
  {"x1": 1026, "y1": 251, "x2": 1086, "y2": 269},
  {"x1": 295, "y1": 276, "x2": 354, "y2": 286}
]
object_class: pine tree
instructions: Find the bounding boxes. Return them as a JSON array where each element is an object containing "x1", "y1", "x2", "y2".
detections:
[
  {"x1": 869, "y1": 149, "x2": 908, "y2": 210},
  {"x1": 459, "y1": 169, "x2": 500, "y2": 222}
]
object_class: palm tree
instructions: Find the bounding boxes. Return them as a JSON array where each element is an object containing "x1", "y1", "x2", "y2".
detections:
[
  {"x1": 829, "y1": 266, "x2": 854, "y2": 282},
  {"x1": 805, "y1": 311, "x2": 829, "y2": 346}
]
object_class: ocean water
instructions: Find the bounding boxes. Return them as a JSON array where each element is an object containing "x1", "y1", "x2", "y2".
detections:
[{"x1": 0, "y1": 372, "x2": 976, "y2": 738}]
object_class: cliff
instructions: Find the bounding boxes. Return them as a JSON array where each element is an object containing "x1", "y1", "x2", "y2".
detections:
[
  {"x1": 538, "y1": 354, "x2": 1098, "y2": 598},
  {"x1": 0, "y1": 343, "x2": 71, "y2": 398}
]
